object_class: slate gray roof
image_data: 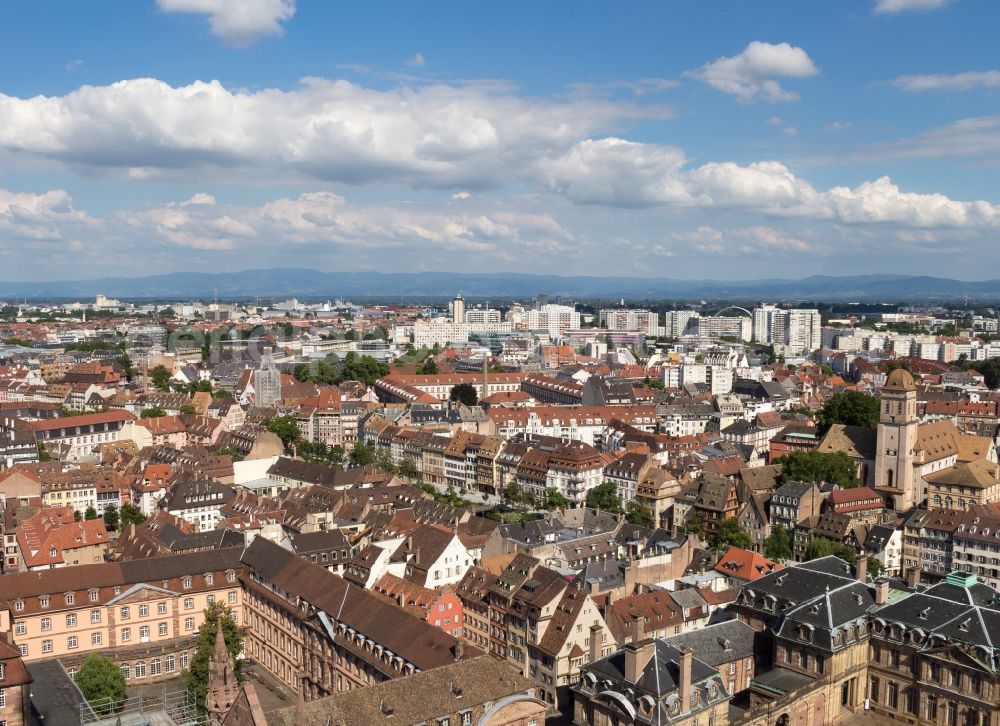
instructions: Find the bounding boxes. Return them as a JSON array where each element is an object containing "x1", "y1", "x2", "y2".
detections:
[
  {"x1": 873, "y1": 572, "x2": 1000, "y2": 652},
  {"x1": 662, "y1": 619, "x2": 759, "y2": 666},
  {"x1": 587, "y1": 640, "x2": 722, "y2": 698}
]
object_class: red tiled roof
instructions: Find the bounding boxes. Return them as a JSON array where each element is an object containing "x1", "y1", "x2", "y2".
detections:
[{"x1": 713, "y1": 546, "x2": 782, "y2": 582}]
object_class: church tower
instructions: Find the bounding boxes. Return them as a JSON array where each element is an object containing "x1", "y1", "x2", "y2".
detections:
[
  {"x1": 874, "y1": 368, "x2": 919, "y2": 511},
  {"x1": 205, "y1": 617, "x2": 240, "y2": 724}
]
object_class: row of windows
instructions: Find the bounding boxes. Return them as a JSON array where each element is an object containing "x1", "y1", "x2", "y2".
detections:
[
  {"x1": 12, "y1": 573, "x2": 237, "y2": 611},
  {"x1": 18, "y1": 592, "x2": 236, "y2": 634}
]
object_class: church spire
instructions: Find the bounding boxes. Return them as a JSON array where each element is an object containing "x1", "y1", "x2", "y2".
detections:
[{"x1": 205, "y1": 616, "x2": 240, "y2": 724}]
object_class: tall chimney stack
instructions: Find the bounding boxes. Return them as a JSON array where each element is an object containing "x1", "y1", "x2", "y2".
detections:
[
  {"x1": 679, "y1": 647, "x2": 693, "y2": 714},
  {"x1": 906, "y1": 567, "x2": 920, "y2": 589},
  {"x1": 875, "y1": 579, "x2": 890, "y2": 606},
  {"x1": 589, "y1": 624, "x2": 602, "y2": 663},
  {"x1": 857, "y1": 555, "x2": 868, "y2": 584},
  {"x1": 624, "y1": 615, "x2": 651, "y2": 683}
]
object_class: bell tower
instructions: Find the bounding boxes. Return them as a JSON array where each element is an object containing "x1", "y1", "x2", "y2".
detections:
[{"x1": 875, "y1": 368, "x2": 919, "y2": 511}]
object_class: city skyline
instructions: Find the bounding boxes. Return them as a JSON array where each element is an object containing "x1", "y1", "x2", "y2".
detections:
[{"x1": 2, "y1": 1, "x2": 1000, "y2": 280}]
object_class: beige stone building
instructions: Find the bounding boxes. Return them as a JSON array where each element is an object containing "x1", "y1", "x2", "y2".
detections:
[
  {"x1": 923, "y1": 458, "x2": 1000, "y2": 510},
  {"x1": 0, "y1": 547, "x2": 244, "y2": 683}
]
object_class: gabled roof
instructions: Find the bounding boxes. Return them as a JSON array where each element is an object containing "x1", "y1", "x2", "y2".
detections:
[
  {"x1": 816, "y1": 424, "x2": 877, "y2": 461},
  {"x1": 714, "y1": 546, "x2": 782, "y2": 582}
]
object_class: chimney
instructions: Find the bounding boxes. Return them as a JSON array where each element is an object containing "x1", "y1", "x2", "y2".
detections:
[
  {"x1": 856, "y1": 555, "x2": 868, "y2": 584},
  {"x1": 632, "y1": 613, "x2": 645, "y2": 645},
  {"x1": 624, "y1": 615, "x2": 653, "y2": 683},
  {"x1": 875, "y1": 579, "x2": 890, "y2": 606},
  {"x1": 679, "y1": 647, "x2": 693, "y2": 714},
  {"x1": 589, "y1": 624, "x2": 602, "y2": 663},
  {"x1": 906, "y1": 567, "x2": 920, "y2": 589},
  {"x1": 454, "y1": 640, "x2": 464, "y2": 661}
]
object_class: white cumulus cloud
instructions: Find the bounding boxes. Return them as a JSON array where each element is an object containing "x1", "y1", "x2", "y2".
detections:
[
  {"x1": 536, "y1": 138, "x2": 1000, "y2": 230},
  {"x1": 893, "y1": 70, "x2": 1000, "y2": 92},
  {"x1": 156, "y1": 0, "x2": 296, "y2": 46},
  {"x1": 874, "y1": 0, "x2": 950, "y2": 14},
  {"x1": 687, "y1": 41, "x2": 819, "y2": 103},
  {"x1": 0, "y1": 76, "x2": 647, "y2": 189},
  {"x1": 405, "y1": 52, "x2": 426, "y2": 68}
]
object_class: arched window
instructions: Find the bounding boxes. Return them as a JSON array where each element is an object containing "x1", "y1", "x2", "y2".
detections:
[{"x1": 134, "y1": 661, "x2": 146, "y2": 678}]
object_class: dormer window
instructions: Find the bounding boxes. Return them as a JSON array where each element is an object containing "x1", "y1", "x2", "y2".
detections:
[
  {"x1": 205, "y1": 574, "x2": 214, "y2": 586},
  {"x1": 89, "y1": 589, "x2": 99, "y2": 602},
  {"x1": 65, "y1": 593, "x2": 75, "y2": 605},
  {"x1": 182, "y1": 577, "x2": 192, "y2": 589},
  {"x1": 39, "y1": 596, "x2": 48, "y2": 608}
]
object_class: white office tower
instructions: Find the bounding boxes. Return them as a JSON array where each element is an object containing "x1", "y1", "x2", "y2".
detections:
[
  {"x1": 753, "y1": 304, "x2": 821, "y2": 354},
  {"x1": 666, "y1": 310, "x2": 700, "y2": 338},
  {"x1": 599, "y1": 309, "x2": 659, "y2": 334},
  {"x1": 451, "y1": 294, "x2": 466, "y2": 325},
  {"x1": 526, "y1": 304, "x2": 580, "y2": 336}
]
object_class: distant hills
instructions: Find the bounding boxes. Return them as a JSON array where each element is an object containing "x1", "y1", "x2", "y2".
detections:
[{"x1": 3, "y1": 269, "x2": 1000, "y2": 302}]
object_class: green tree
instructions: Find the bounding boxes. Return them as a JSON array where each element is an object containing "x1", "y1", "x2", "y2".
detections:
[
  {"x1": 140, "y1": 406, "x2": 167, "y2": 419},
  {"x1": 265, "y1": 415, "x2": 301, "y2": 449},
  {"x1": 867, "y1": 556, "x2": 884, "y2": 578},
  {"x1": 349, "y1": 442, "x2": 376, "y2": 468},
  {"x1": 543, "y1": 487, "x2": 568, "y2": 511},
  {"x1": 120, "y1": 503, "x2": 146, "y2": 528},
  {"x1": 817, "y1": 391, "x2": 880, "y2": 435},
  {"x1": 504, "y1": 482, "x2": 524, "y2": 505},
  {"x1": 182, "y1": 602, "x2": 243, "y2": 714},
  {"x1": 625, "y1": 500, "x2": 654, "y2": 528},
  {"x1": 150, "y1": 364, "x2": 173, "y2": 392},
  {"x1": 763, "y1": 523, "x2": 792, "y2": 561},
  {"x1": 115, "y1": 353, "x2": 136, "y2": 382},
  {"x1": 777, "y1": 450, "x2": 859, "y2": 488},
  {"x1": 399, "y1": 457, "x2": 420, "y2": 480},
  {"x1": 708, "y1": 518, "x2": 753, "y2": 551},
  {"x1": 84, "y1": 506, "x2": 98, "y2": 521},
  {"x1": 373, "y1": 446, "x2": 397, "y2": 474},
  {"x1": 179, "y1": 404, "x2": 197, "y2": 415},
  {"x1": 419, "y1": 357, "x2": 439, "y2": 375},
  {"x1": 805, "y1": 536, "x2": 857, "y2": 565},
  {"x1": 75, "y1": 654, "x2": 126, "y2": 715},
  {"x1": 36, "y1": 442, "x2": 52, "y2": 462},
  {"x1": 102, "y1": 504, "x2": 120, "y2": 531},
  {"x1": 449, "y1": 383, "x2": 478, "y2": 406},
  {"x1": 586, "y1": 482, "x2": 623, "y2": 514},
  {"x1": 683, "y1": 512, "x2": 705, "y2": 536},
  {"x1": 338, "y1": 352, "x2": 390, "y2": 386}
]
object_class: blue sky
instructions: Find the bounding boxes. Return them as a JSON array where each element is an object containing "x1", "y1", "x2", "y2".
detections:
[{"x1": 1, "y1": 0, "x2": 999, "y2": 281}]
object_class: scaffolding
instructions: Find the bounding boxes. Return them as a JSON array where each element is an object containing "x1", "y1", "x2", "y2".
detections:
[{"x1": 80, "y1": 689, "x2": 208, "y2": 726}]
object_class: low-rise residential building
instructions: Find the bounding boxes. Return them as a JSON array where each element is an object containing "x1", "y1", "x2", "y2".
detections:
[
  {"x1": 768, "y1": 480, "x2": 822, "y2": 533},
  {"x1": 571, "y1": 622, "x2": 731, "y2": 726},
  {"x1": 240, "y1": 537, "x2": 478, "y2": 698},
  {"x1": 372, "y1": 573, "x2": 464, "y2": 638},
  {"x1": 14, "y1": 507, "x2": 109, "y2": 571},
  {"x1": 0, "y1": 547, "x2": 244, "y2": 682}
]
